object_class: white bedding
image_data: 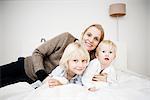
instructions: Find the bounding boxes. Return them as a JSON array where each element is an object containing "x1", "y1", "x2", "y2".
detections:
[
  {"x1": 1, "y1": 43, "x2": 149, "y2": 100},
  {"x1": 0, "y1": 70, "x2": 150, "y2": 100}
]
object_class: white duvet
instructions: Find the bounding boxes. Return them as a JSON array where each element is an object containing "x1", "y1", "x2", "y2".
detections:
[{"x1": 0, "y1": 70, "x2": 150, "y2": 100}]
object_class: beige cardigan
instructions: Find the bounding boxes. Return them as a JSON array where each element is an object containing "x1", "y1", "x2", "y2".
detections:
[{"x1": 24, "y1": 32, "x2": 76, "y2": 80}]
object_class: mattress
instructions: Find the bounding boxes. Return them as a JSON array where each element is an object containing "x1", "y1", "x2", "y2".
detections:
[
  {"x1": 1, "y1": 42, "x2": 149, "y2": 100},
  {"x1": 0, "y1": 69, "x2": 150, "y2": 100}
]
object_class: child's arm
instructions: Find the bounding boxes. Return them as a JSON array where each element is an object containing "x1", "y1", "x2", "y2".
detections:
[
  {"x1": 82, "y1": 59, "x2": 98, "y2": 88},
  {"x1": 92, "y1": 73, "x2": 108, "y2": 82},
  {"x1": 106, "y1": 67, "x2": 117, "y2": 84},
  {"x1": 43, "y1": 66, "x2": 68, "y2": 87},
  {"x1": 42, "y1": 66, "x2": 62, "y2": 84},
  {"x1": 49, "y1": 76, "x2": 68, "y2": 85},
  {"x1": 93, "y1": 66, "x2": 117, "y2": 84},
  {"x1": 48, "y1": 78, "x2": 63, "y2": 87},
  {"x1": 88, "y1": 87, "x2": 98, "y2": 92}
]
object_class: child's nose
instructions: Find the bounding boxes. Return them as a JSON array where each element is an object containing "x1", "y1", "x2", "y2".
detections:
[
  {"x1": 105, "y1": 53, "x2": 109, "y2": 57},
  {"x1": 77, "y1": 62, "x2": 84, "y2": 67}
]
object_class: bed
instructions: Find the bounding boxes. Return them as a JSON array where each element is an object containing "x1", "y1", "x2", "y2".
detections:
[{"x1": 0, "y1": 42, "x2": 150, "y2": 100}]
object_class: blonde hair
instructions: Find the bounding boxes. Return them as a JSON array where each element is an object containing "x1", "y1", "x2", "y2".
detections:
[
  {"x1": 59, "y1": 41, "x2": 90, "y2": 69},
  {"x1": 96, "y1": 40, "x2": 117, "y2": 56}
]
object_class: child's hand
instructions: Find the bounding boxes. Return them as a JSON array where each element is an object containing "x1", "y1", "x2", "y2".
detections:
[
  {"x1": 92, "y1": 73, "x2": 107, "y2": 82},
  {"x1": 42, "y1": 76, "x2": 51, "y2": 84},
  {"x1": 88, "y1": 87, "x2": 97, "y2": 92},
  {"x1": 48, "y1": 79, "x2": 63, "y2": 87}
]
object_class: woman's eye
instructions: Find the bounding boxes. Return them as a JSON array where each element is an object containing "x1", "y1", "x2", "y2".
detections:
[
  {"x1": 87, "y1": 33, "x2": 91, "y2": 37},
  {"x1": 94, "y1": 37, "x2": 99, "y2": 41}
]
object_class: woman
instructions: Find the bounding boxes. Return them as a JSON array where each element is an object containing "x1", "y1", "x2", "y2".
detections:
[{"x1": 0, "y1": 24, "x2": 104, "y2": 87}]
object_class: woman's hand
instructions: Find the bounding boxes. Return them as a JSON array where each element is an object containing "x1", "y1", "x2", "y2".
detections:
[
  {"x1": 92, "y1": 73, "x2": 107, "y2": 82},
  {"x1": 48, "y1": 79, "x2": 63, "y2": 87}
]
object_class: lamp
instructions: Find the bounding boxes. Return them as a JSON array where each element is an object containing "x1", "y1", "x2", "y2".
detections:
[{"x1": 109, "y1": 3, "x2": 126, "y2": 41}]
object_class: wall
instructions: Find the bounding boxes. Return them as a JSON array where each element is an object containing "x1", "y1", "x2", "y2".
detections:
[
  {"x1": 148, "y1": 0, "x2": 150, "y2": 76},
  {"x1": 0, "y1": 0, "x2": 108, "y2": 63},
  {"x1": 124, "y1": 0, "x2": 149, "y2": 76},
  {"x1": 0, "y1": 0, "x2": 149, "y2": 77},
  {"x1": 0, "y1": 2, "x2": 2, "y2": 63}
]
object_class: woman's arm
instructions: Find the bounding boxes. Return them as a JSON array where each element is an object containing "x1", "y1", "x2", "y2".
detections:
[
  {"x1": 32, "y1": 32, "x2": 73, "y2": 72},
  {"x1": 32, "y1": 32, "x2": 75, "y2": 81}
]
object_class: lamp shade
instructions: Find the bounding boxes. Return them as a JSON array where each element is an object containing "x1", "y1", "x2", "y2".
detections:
[{"x1": 109, "y1": 3, "x2": 126, "y2": 17}]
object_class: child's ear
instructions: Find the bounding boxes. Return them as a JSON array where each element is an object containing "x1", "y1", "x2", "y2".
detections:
[
  {"x1": 114, "y1": 54, "x2": 116, "y2": 59},
  {"x1": 95, "y1": 53, "x2": 98, "y2": 58}
]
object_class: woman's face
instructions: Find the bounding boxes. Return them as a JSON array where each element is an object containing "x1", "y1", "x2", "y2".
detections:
[{"x1": 82, "y1": 27, "x2": 101, "y2": 52}]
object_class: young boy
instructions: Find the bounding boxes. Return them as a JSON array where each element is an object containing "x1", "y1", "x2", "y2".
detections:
[
  {"x1": 82, "y1": 40, "x2": 117, "y2": 91},
  {"x1": 41, "y1": 41, "x2": 90, "y2": 87}
]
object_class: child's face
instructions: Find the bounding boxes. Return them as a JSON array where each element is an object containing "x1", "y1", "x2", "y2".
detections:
[
  {"x1": 67, "y1": 54, "x2": 88, "y2": 75},
  {"x1": 97, "y1": 44, "x2": 116, "y2": 67}
]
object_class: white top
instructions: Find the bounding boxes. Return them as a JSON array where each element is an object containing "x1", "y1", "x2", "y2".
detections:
[
  {"x1": 82, "y1": 58, "x2": 117, "y2": 89},
  {"x1": 31, "y1": 66, "x2": 83, "y2": 89},
  {"x1": 50, "y1": 66, "x2": 83, "y2": 85}
]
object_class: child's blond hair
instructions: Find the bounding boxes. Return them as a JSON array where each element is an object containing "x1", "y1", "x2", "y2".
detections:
[{"x1": 59, "y1": 41, "x2": 90, "y2": 70}]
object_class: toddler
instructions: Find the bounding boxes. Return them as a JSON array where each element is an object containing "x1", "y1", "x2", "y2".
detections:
[{"x1": 82, "y1": 40, "x2": 117, "y2": 91}]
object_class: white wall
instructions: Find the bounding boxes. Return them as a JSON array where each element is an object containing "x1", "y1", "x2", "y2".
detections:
[
  {"x1": 0, "y1": 0, "x2": 109, "y2": 62},
  {"x1": 148, "y1": 0, "x2": 150, "y2": 76},
  {"x1": 124, "y1": 0, "x2": 149, "y2": 76},
  {"x1": 0, "y1": 0, "x2": 149, "y2": 77},
  {"x1": 0, "y1": 3, "x2": 2, "y2": 62}
]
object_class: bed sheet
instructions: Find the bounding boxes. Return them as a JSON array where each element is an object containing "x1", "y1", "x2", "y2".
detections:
[
  {"x1": 0, "y1": 70, "x2": 150, "y2": 100},
  {"x1": 0, "y1": 82, "x2": 34, "y2": 100}
]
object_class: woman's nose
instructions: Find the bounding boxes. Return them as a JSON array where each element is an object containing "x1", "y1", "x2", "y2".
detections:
[{"x1": 88, "y1": 37, "x2": 94, "y2": 42}]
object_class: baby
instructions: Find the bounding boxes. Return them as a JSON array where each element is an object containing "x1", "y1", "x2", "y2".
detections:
[{"x1": 82, "y1": 40, "x2": 117, "y2": 91}]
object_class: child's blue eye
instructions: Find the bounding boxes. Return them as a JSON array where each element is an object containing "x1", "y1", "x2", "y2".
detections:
[
  {"x1": 102, "y1": 51, "x2": 105, "y2": 53},
  {"x1": 109, "y1": 51, "x2": 112, "y2": 54},
  {"x1": 73, "y1": 60, "x2": 78, "y2": 62},
  {"x1": 82, "y1": 60, "x2": 87, "y2": 63}
]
